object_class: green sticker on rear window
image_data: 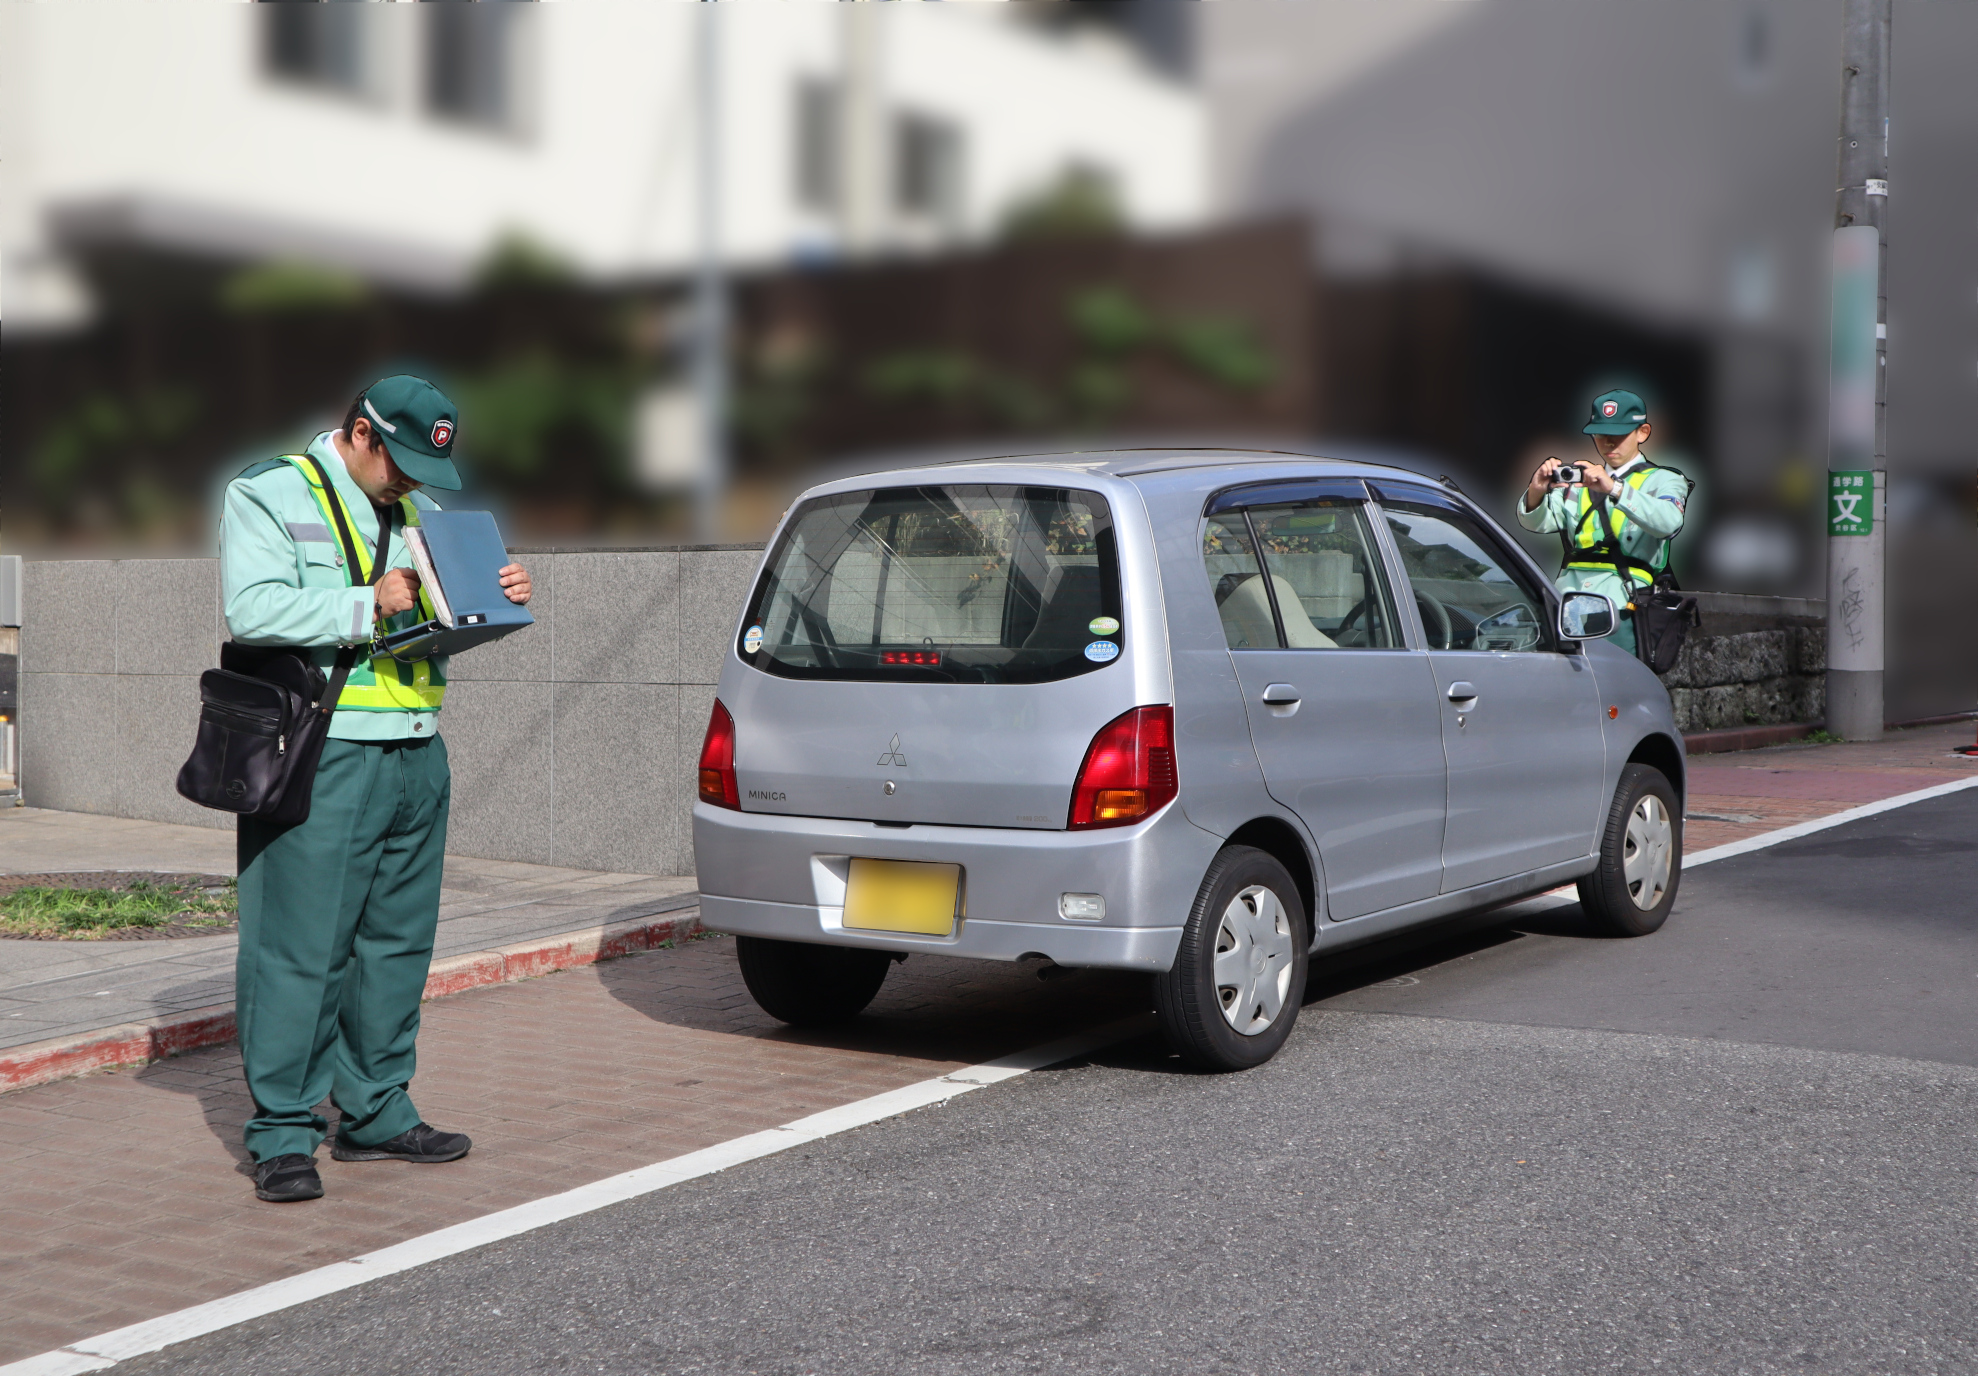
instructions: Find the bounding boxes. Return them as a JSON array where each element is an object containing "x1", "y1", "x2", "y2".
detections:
[{"x1": 1088, "y1": 616, "x2": 1120, "y2": 636}]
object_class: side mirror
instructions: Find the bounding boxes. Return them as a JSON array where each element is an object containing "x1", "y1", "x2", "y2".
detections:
[{"x1": 1558, "y1": 591, "x2": 1617, "y2": 641}]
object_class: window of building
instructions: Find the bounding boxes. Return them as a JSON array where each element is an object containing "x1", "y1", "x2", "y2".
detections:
[
  {"x1": 795, "y1": 79, "x2": 840, "y2": 213},
  {"x1": 424, "y1": 0, "x2": 530, "y2": 134},
  {"x1": 260, "y1": 0, "x2": 367, "y2": 96},
  {"x1": 894, "y1": 113, "x2": 963, "y2": 227}
]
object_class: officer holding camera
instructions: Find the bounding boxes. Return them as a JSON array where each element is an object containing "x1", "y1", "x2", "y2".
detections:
[{"x1": 1518, "y1": 389, "x2": 1688, "y2": 656}]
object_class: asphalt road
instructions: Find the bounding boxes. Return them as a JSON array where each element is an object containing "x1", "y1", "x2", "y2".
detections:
[{"x1": 123, "y1": 792, "x2": 1978, "y2": 1375}]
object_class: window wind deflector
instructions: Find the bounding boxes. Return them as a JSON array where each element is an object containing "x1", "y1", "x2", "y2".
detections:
[
  {"x1": 1205, "y1": 477, "x2": 1369, "y2": 516},
  {"x1": 1365, "y1": 480, "x2": 1461, "y2": 511}
]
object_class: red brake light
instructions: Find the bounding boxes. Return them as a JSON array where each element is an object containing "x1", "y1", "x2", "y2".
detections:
[
  {"x1": 1068, "y1": 705, "x2": 1177, "y2": 830},
  {"x1": 880, "y1": 650, "x2": 942, "y2": 666},
  {"x1": 698, "y1": 700, "x2": 740, "y2": 809}
]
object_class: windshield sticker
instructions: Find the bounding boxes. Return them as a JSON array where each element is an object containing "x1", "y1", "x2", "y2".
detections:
[
  {"x1": 1087, "y1": 616, "x2": 1120, "y2": 636},
  {"x1": 742, "y1": 624, "x2": 764, "y2": 654},
  {"x1": 1084, "y1": 640, "x2": 1120, "y2": 663}
]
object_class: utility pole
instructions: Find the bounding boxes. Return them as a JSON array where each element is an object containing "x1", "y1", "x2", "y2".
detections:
[
  {"x1": 692, "y1": 0, "x2": 728, "y2": 544},
  {"x1": 838, "y1": 0, "x2": 884, "y2": 256},
  {"x1": 1824, "y1": 0, "x2": 1890, "y2": 740}
]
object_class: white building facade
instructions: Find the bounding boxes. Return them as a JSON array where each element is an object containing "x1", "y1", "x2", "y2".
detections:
[{"x1": 2, "y1": 2, "x2": 1206, "y2": 331}]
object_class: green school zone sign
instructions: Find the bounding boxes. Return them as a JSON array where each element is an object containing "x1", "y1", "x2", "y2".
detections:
[{"x1": 1828, "y1": 470, "x2": 1873, "y2": 536}]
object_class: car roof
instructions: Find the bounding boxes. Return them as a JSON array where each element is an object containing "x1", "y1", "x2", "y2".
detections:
[{"x1": 796, "y1": 448, "x2": 1453, "y2": 498}]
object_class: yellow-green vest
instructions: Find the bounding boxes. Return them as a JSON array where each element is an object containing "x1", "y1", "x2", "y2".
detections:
[
  {"x1": 278, "y1": 455, "x2": 447, "y2": 714},
  {"x1": 1560, "y1": 465, "x2": 1672, "y2": 592}
]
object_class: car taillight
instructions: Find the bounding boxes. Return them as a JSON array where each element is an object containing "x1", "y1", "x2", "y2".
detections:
[
  {"x1": 698, "y1": 700, "x2": 740, "y2": 809},
  {"x1": 1068, "y1": 705, "x2": 1177, "y2": 830}
]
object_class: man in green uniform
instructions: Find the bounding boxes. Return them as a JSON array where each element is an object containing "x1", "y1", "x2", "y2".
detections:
[
  {"x1": 220, "y1": 375, "x2": 532, "y2": 1203},
  {"x1": 1518, "y1": 389, "x2": 1688, "y2": 657}
]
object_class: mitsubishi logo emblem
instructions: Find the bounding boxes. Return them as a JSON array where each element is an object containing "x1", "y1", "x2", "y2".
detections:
[{"x1": 875, "y1": 734, "x2": 908, "y2": 767}]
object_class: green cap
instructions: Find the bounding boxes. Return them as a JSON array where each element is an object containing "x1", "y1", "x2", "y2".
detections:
[
  {"x1": 1583, "y1": 388, "x2": 1649, "y2": 436},
  {"x1": 358, "y1": 374, "x2": 462, "y2": 490}
]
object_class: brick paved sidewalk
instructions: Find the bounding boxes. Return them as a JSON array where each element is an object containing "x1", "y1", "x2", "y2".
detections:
[
  {"x1": 0, "y1": 936, "x2": 1153, "y2": 1363},
  {"x1": 1680, "y1": 720, "x2": 1978, "y2": 853}
]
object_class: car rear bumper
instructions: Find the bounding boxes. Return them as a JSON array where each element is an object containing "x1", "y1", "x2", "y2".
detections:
[{"x1": 691, "y1": 801, "x2": 1215, "y2": 971}]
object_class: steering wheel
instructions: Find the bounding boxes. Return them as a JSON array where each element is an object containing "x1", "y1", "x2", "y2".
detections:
[
  {"x1": 1335, "y1": 596, "x2": 1371, "y2": 643},
  {"x1": 1414, "y1": 591, "x2": 1453, "y2": 650}
]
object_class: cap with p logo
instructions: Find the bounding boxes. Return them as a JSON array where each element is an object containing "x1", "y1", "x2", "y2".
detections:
[
  {"x1": 1583, "y1": 388, "x2": 1649, "y2": 436},
  {"x1": 359, "y1": 375, "x2": 463, "y2": 491}
]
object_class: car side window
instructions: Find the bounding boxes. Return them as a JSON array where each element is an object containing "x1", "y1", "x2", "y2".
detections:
[
  {"x1": 1247, "y1": 502, "x2": 1396, "y2": 649},
  {"x1": 1202, "y1": 514, "x2": 1277, "y2": 649},
  {"x1": 1202, "y1": 503, "x2": 1397, "y2": 650},
  {"x1": 1380, "y1": 501, "x2": 1549, "y2": 652}
]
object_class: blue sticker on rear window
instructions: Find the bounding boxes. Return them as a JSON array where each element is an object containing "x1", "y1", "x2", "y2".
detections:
[{"x1": 1083, "y1": 640, "x2": 1120, "y2": 663}]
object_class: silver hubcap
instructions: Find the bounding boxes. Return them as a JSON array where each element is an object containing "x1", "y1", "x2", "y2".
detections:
[
  {"x1": 1213, "y1": 885, "x2": 1295, "y2": 1036},
  {"x1": 1623, "y1": 793, "x2": 1675, "y2": 910}
]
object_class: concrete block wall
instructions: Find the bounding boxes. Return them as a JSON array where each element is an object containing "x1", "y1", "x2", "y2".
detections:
[
  {"x1": 17, "y1": 547, "x2": 763, "y2": 877},
  {"x1": 1662, "y1": 593, "x2": 1826, "y2": 734}
]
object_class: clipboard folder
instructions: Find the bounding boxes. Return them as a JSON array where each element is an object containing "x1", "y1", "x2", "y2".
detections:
[{"x1": 377, "y1": 510, "x2": 535, "y2": 660}]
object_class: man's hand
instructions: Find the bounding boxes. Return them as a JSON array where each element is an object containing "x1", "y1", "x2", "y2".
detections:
[
  {"x1": 1582, "y1": 462, "x2": 1619, "y2": 498},
  {"x1": 375, "y1": 567, "x2": 421, "y2": 620},
  {"x1": 499, "y1": 563, "x2": 532, "y2": 605},
  {"x1": 1524, "y1": 457, "x2": 1565, "y2": 511}
]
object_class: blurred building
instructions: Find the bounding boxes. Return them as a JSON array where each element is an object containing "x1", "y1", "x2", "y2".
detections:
[
  {"x1": 1202, "y1": 0, "x2": 1978, "y2": 598},
  {"x1": 2, "y1": 1, "x2": 1204, "y2": 335}
]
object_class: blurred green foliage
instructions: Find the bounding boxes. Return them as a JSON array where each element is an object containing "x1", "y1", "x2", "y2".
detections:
[
  {"x1": 448, "y1": 352, "x2": 634, "y2": 483},
  {"x1": 475, "y1": 232, "x2": 580, "y2": 290},
  {"x1": 33, "y1": 387, "x2": 201, "y2": 510},
  {"x1": 865, "y1": 284, "x2": 1276, "y2": 432},
  {"x1": 1000, "y1": 167, "x2": 1125, "y2": 243},
  {"x1": 221, "y1": 260, "x2": 371, "y2": 314}
]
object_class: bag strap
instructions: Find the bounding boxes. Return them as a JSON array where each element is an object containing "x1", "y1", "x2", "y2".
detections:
[{"x1": 297, "y1": 450, "x2": 384, "y2": 721}]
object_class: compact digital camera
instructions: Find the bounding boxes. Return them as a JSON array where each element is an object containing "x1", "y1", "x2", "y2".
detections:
[{"x1": 1551, "y1": 463, "x2": 1585, "y2": 486}]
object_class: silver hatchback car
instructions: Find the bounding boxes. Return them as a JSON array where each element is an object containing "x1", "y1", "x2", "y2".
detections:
[{"x1": 693, "y1": 452, "x2": 1683, "y2": 1070}]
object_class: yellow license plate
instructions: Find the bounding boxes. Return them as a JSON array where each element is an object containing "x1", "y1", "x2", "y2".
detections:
[{"x1": 843, "y1": 859, "x2": 962, "y2": 936}]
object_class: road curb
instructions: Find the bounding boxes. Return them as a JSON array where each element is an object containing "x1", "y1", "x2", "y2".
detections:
[
  {"x1": 1684, "y1": 721, "x2": 1821, "y2": 754},
  {"x1": 0, "y1": 906, "x2": 702, "y2": 1097}
]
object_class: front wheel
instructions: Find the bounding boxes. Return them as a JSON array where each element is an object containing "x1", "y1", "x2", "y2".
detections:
[
  {"x1": 1577, "y1": 763, "x2": 1682, "y2": 937},
  {"x1": 1153, "y1": 846, "x2": 1309, "y2": 1071},
  {"x1": 735, "y1": 936, "x2": 892, "y2": 1026}
]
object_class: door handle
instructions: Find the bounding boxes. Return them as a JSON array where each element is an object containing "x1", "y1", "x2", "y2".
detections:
[
  {"x1": 1261, "y1": 683, "x2": 1301, "y2": 705},
  {"x1": 1446, "y1": 681, "x2": 1478, "y2": 708}
]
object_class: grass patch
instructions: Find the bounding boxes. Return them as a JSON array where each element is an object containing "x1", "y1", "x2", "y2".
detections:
[
  {"x1": 1802, "y1": 728, "x2": 1844, "y2": 744},
  {"x1": 0, "y1": 879, "x2": 236, "y2": 938}
]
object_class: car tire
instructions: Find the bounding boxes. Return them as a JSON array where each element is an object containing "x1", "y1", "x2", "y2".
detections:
[
  {"x1": 735, "y1": 936, "x2": 892, "y2": 1026},
  {"x1": 1152, "y1": 846, "x2": 1309, "y2": 1071},
  {"x1": 1577, "y1": 762, "x2": 1682, "y2": 937}
]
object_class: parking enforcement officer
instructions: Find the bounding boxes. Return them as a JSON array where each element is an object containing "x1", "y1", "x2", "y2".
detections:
[
  {"x1": 1518, "y1": 389, "x2": 1688, "y2": 656},
  {"x1": 221, "y1": 375, "x2": 531, "y2": 1203}
]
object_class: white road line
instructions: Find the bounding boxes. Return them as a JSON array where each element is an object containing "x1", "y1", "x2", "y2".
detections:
[
  {"x1": 2, "y1": 1014, "x2": 1154, "y2": 1376},
  {"x1": 1683, "y1": 774, "x2": 1978, "y2": 867}
]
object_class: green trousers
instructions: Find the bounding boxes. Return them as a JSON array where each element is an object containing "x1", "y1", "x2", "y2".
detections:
[{"x1": 236, "y1": 735, "x2": 450, "y2": 1162}]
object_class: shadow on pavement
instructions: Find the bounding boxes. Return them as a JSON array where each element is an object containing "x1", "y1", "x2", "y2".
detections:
[{"x1": 592, "y1": 933, "x2": 1154, "y2": 1072}]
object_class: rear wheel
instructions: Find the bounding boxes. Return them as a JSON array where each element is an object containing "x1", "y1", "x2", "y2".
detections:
[
  {"x1": 735, "y1": 936, "x2": 892, "y2": 1026},
  {"x1": 1577, "y1": 763, "x2": 1681, "y2": 937},
  {"x1": 1153, "y1": 846, "x2": 1308, "y2": 1071}
]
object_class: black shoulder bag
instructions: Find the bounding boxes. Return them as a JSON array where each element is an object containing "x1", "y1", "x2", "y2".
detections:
[
  {"x1": 176, "y1": 454, "x2": 384, "y2": 825},
  {"x1": 1589, "y1": 489, "x2": 1700, "y2": 676}
]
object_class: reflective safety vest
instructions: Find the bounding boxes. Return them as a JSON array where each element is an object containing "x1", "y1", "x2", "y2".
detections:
[
  {"x1": 1558, "y1": 463, "x2": 1684, "y2": 594},
  {"x1": 278, "y1": 454, "x2": 446, "y2": 714}
]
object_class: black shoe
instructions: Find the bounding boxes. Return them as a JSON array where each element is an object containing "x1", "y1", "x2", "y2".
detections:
[
  {"x1": 331, "y1": 1122, "x2": 472, "y2": 1164},
  {"x1": 253, "y1": 1154, "x2": 324, "y2": 1203}
]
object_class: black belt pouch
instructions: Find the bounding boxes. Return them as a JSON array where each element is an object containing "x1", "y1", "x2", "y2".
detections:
[
  {"x1": 1631, "y1": 591, "x2": 1701, "y2": 675},
  {"x1": 176, "y1": 644, "x2": 353, "y2": 825}
]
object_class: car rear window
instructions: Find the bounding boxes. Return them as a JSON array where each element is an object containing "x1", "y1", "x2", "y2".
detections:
[{"x1": 738, "y1": 484, "x2": 1122, "y2": 684}]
